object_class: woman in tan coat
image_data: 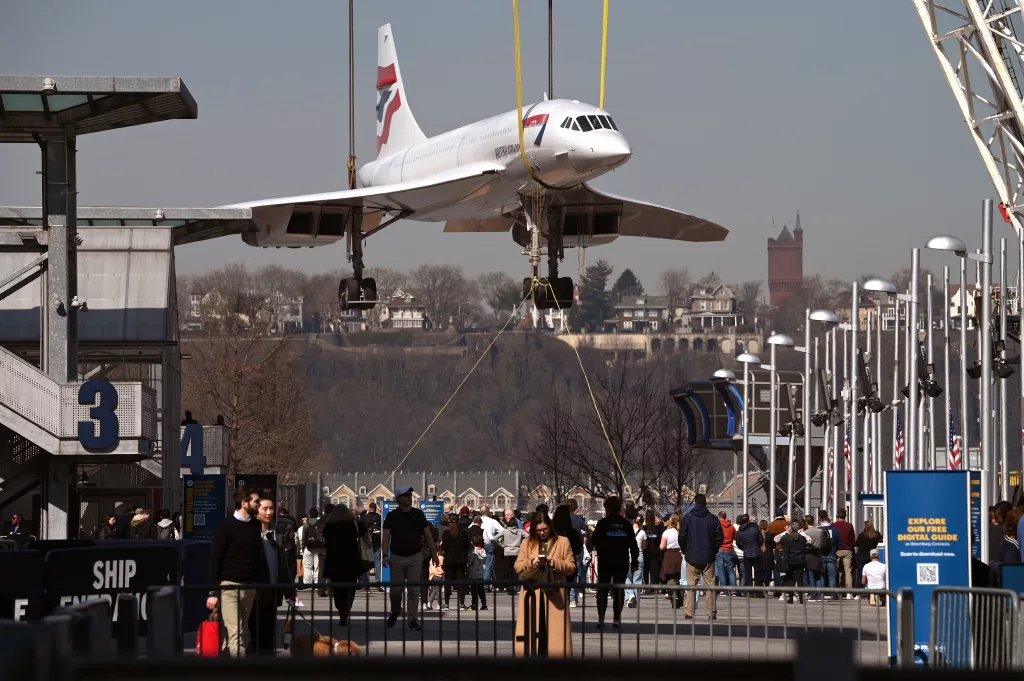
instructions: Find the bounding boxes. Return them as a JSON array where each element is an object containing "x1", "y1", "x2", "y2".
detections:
[{"x1": 514, "y1": 511, "x2": 575, "y2": 657}]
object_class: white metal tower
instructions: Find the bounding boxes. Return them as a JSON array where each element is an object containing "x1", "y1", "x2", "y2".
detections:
[{"x1": 911, "y1": 0, "x2": 1024, "y2": 235}]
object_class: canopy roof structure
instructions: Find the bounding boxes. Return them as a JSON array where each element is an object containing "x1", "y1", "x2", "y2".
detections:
[
  {"x1": 0, "y1": 75, "x2": 197, "y2": 142},
  {"x1": 0, "y1": 206, "x2": 256, "y2": 245}
]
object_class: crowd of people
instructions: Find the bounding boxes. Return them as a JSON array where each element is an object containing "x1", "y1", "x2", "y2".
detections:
[{"x1": 196, "y1": 484, "x2": 918, "y2": 657}]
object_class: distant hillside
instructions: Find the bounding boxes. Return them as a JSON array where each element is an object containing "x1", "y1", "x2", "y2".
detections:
[{"x1": 297, "y1": 332, "x2": 726, "y2": 473}]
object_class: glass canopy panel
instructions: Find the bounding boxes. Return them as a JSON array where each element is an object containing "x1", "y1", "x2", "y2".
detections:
[
  {"x1": 1, "y1": 93, "x2": 45, "y2": 112},
  {"x1": 45, "y1": 94, "x2": 90, "y2": 111}
]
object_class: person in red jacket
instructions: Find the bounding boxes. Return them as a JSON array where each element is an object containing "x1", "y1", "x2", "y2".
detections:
[
  {"x1": 831, "y1": 509, "x2": 857, "y2": 594},
  {"x1": 715, "y1": 511, "x2": 738, "y2": 590}
]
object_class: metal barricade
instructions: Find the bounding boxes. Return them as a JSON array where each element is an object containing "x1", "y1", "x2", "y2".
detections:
[
  {"x1": 0, "y1": 538, "x2": 17, "y2": 550},
  {"x1": 178, "y1": 581, "x2": 896, "y2": 663},
  {"x1": 929, "y1": 586, "x2": 1020, "y2": 670}
]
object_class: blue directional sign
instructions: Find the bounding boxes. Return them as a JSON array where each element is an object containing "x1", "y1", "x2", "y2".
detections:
[
  {"x1": 183, "y1": 474, "x2": 227, "y2": 542},
  {"x1": 884, "y1": 470, "x2": 971, "y2": 665},
  {"x1": 77, "y1": 380, "x2": 119, "y2": 449},
  {"x1": 420, "y1": 500, "x2": 445, "y2": 527}
]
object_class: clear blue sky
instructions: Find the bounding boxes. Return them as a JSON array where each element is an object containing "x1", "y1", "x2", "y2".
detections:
[{"x1": 0, "y1": 0, "x2": 1002, "y2": 288}]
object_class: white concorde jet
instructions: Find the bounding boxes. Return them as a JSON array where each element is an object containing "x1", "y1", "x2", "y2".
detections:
[{"x1": 222, "y1": 23, "x2": 728, "y2": 310}]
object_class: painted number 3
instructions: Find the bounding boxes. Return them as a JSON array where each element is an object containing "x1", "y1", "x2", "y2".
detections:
[{"x1": 78, "y1": 380, "x2": 119, "y2": 449}]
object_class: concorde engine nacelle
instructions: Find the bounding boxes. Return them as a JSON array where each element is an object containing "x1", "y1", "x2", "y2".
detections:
[{"x1": 241, "y1": 203, "x2": 350, "y2": 248}]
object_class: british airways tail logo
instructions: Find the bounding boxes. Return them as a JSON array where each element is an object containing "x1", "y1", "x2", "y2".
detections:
[{"x1": 376, "y1": 64, "x2": 401, "y2": 154}]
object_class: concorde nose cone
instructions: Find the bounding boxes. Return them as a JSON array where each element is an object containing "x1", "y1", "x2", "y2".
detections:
[{"x1": 600, "y1": 137, "x2": 632, "y2": 168}]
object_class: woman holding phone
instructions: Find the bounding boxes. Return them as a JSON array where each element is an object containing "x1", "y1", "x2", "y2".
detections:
[{"x1": 513, "y1": 510, "x2": 575, "y2": 657}]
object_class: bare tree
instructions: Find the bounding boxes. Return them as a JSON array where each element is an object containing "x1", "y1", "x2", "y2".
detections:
[
  {"x1": 558, "y1": 354, "x2": 669, "y2": 501},
  {"x1": 519, "y1": 390, "x2": 577, "y2": 504},
  {"x1": 477, "y1": 271, "x2": 523, "y2": 324},
  {"x1": 180, "y1": 264, "x2": 324, "y2": 480},
  {"x1": 659, "y1": 267, "x2": 692, "y2": 325},
  {"x1": 410, "y1": 264, "x2": 478, "y2": 330}
]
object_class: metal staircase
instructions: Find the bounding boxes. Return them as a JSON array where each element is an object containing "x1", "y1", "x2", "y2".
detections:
[{"x1": 0, "y1": 343, "x2": 157, "y2": 510}]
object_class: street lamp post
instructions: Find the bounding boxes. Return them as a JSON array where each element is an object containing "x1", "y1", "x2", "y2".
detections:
[
  {"x1": 999, "y1": 238, "x2": 1009, "y2": 500},
  {"x1": 926, "y1": 218, "x2": 995, "y2": 562},
  {"x1": 713, "y1": 368, "x2": 739, "y2": 517},
  {"x1": 850, "y1": 281, "x2": 861, "y2": 530},
  {"x1": 737, "y1": 352, "x2": 761, "y2": 515},
  {"x1": 766, "y1": 333, "x2": 794, "y2": 519},
  {"x1": 804, "y1": 309, "x2": 839, "y2": 514}
]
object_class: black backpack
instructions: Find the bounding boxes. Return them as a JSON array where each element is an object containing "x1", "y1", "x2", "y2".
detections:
[
  {"x1": 820, "y1": 527, "x2": 833, "y2": 556},
  {"x1": 156, "y1": 523, "x2": 174, "y2": 540},
  {"x1": 304, "y1": 521, "x2": 326, "y2": 549}
]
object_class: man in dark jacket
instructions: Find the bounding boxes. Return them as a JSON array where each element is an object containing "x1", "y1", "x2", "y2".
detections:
[
  {"x1": 359, "y1": 502, "x2": 383, "y2": 589},
  {"x1": 207, "y1": 486, "x2": 267, "y2": 657},
  {"x1": 734, "y1": 513, "x2": 763, "y2": 589},
  {"x1": 248, "y1": 495, "x2": 295, "y2": 654},
  {"x1": 275, "y1": 503, "x2": 299, "y2": 585},
  {"x1": 678, "y1": 494, "x2": 723, "y2": 620},
  {"x1": 591, "y1": 496, "x2": 639, "y2": 629}
]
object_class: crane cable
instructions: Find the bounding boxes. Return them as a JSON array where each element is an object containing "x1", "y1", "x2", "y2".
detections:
[
  {"x1": 387, "y1": 281, "x2": 537, "y2": 480},
  {"x1": 544, "y1": 280, "x2": 634, "y2": 504}
]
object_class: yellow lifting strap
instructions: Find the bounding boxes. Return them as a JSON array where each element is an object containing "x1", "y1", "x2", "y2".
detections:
[{"x1": 600, "y1": 0, "x2": 609, "y2": 109}]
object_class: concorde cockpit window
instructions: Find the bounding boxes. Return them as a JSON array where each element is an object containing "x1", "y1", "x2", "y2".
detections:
[
  {"x1": 587, "y1": 115, "x2": 602, "y2": 130},
  {"x1": 597, "y1": 115, "x2": 613, "y2": 129},
  {"x1": 571, "y1": 119, "x2": 581, "y2": 131},
  {"x1": 560, "y1": 117, "x2": 571, "y2": 128},
  {"x1": 576, "y1": 116, "x2": 593, "y2": 132},
  {"x1": 606, "y1": 116, "x2": 619, "y2": 131}
]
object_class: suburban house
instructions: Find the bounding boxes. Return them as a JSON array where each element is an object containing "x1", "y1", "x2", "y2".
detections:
[
  {"x1": 688, "y1": 281, "x2": 743, "y2": 329},
  {"x1": 382, "y1": 288, "x2": 431, "y2": 330}
]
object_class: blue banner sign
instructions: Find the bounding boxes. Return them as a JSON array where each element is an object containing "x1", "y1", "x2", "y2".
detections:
[
  {"x1": 183, "y1": 474, "x2": 227, "y2": 542},
  {"x1": 420, "y1": 500, "x2": 445, "y2": 527},
  {"x1": 884, "y1": 470, "x2": 971, "y2": 665},
  {"x1": 380, "y1": 500, "x2": 397, "y2": 583}
]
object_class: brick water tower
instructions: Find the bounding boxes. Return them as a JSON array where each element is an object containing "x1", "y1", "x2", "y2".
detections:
[{"x1": 767, "y1": 211, "x2": 804, "y2": 306}]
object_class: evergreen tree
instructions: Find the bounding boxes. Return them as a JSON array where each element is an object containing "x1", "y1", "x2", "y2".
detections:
[
  {"x1": 611, "y1": 268, "x2": 645, "y2": 301},
  {"x1": 571, "y1": 260, "x2": 614, "y2": 331}
]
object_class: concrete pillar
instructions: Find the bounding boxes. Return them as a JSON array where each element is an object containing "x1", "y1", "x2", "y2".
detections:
[
  {"x1": 40, "y1": 131, "x2": 78, "y2": 383},
  {"x1": 42, "y1": 457, "x2": 73, "y2": 539}
]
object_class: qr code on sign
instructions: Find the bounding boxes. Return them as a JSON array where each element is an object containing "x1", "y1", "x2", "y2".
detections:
[
  {"x1": 917, "y1": 563, "x2": 939, "y2": 585},
  {"x1": 193, "y1": 514, "x2": 206, "y2": 526}
]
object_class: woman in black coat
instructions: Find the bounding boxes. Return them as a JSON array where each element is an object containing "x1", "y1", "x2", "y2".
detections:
[{"x1": 322, "y1": 503, "x2": 367, "y2": 625}]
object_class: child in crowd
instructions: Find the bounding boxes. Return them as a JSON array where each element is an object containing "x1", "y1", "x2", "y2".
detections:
[
  {"x1": 467, "y1": 534, "x2": 488, "y2": 611},
  {"x1": 424, "y1": 554, "x2": 445, "y2": 610}
]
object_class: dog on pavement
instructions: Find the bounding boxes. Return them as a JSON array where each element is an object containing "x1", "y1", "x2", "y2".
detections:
[{"x1": 288, "y1": 633, "x2": 361, "y2": 657}]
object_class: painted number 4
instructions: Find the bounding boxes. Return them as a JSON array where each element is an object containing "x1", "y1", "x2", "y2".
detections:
[{"x1": 78, "y1": 380, "x2": 119, "y2": 449}]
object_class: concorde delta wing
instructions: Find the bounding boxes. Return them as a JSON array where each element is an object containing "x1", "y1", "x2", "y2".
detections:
[
  {"x1": 221, "y1": 162, "x2": 505, "y2": 248},
  {"x1": 546, "y1": 183, "x2": 729, "y2": 248}
]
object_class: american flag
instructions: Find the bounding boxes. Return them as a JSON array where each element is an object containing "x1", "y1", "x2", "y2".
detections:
[
  {"x1": 827, "y1": 445, "x2": 835, "y2": 486},
  {"x1": 844, "y1": 422, "x2": 852, "y2": 486},
  {"x1": 895, "y1": 412, "x2": 905, "y2": 470},
  {"x1": 949, "y1": 410, "x2": 961, "y2": 470}
]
